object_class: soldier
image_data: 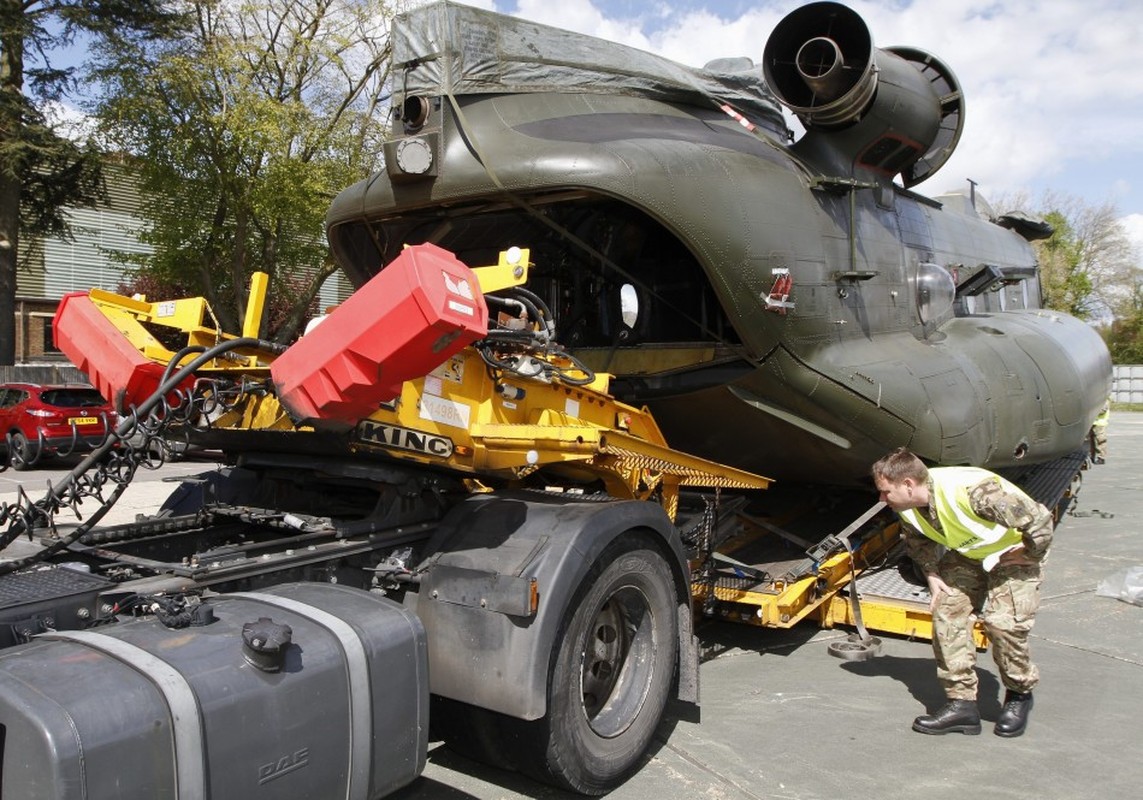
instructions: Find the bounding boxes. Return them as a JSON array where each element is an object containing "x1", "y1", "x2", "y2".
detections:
[
  {"x1": 871, "y1": 448, "x2": 1052, "y2": 738},
  {"x1": 1091, "y1": 399, "x2": 1110, "y2": 464}
]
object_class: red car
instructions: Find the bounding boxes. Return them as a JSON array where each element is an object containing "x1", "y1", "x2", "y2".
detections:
[{"x1": 0, "y1": 383, "x2": 114, "y2": 470}]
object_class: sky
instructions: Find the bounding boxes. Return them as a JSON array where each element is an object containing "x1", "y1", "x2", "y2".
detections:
[
  {"x1": 42, "y1": 0, "x2": 1143, "y2": 255},
  {"x1": 465, "y1": 0, "x2": 1143, "y2": 254}
]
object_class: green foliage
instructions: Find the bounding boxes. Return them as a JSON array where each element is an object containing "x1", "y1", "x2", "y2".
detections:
[
  {"x1": 0, "y1": 0, "x2": 185, "y2": 363},
  {"x1": 1101, "y1": 281, "x2": 1143, "y2": 364},
  {"x1": 0, "y1": 88, "x2": 103, "y2": 239},
  {"x1": 1026, "y1": 194, "x2": 1138, "y2": 332},
  {"x1": 1037, "y1": 210, "x2": 1090, "y2": 317},
  {"x1": 92, "y1": 0, "x2": 395, "y2": 340},
  {"x1": 0, "y1": 0, "x2": 184, "y2": 233}
]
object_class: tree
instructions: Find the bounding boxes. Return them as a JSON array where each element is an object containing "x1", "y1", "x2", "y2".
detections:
[
  {"x1": 92, "y1": 0, "x2": 397, "y2": 342},
  {"x1": 0, "y1": 0, "x2": 182, "y2": 365},
  {"x1": 1036, "y1": 210, "x2": 1094, "y2": 318},
  {"x1": 1003, "y1": 191, "x2": 1143, "y2": 362},
  {"x1": 1028, "y1": 193, "x2": 1136, "y2": 322},
  {"x1": 1102, "y1": 271, "x2": 1143, "y2": 364}
]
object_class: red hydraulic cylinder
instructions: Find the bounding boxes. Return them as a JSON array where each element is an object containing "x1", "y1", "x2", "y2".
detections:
[
  {"x1": 53, "y1": 292, "x2": 185, "y2": 412},
  {"x1": 271, "y1": 243, "x2": 489, "y2": 429}
]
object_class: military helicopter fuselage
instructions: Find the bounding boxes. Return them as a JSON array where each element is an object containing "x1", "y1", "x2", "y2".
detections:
[{"x1": 326, "y1": 1, "x2": 1111, "y2": 485}]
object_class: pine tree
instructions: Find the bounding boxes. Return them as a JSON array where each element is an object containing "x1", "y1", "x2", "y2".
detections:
[{"x1": 0, "y1": 0, "x2": 182, "y2": 364}]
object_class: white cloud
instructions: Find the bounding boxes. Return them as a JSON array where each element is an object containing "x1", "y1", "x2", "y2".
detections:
[
  {"x1": 1121, "y1": 213, "x2": 1143, "y2": 260},
  {"x1": 509, "y1": 0, "x2": 654, "y2": 49},
  {"x1": 42, "y1": 100, "x2": 97, "y2": 142}
]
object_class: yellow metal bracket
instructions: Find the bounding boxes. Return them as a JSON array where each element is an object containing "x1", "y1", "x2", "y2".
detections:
[
  {"x1": 470, "y1": 246, "x2": 531, "y2": 293},
  {"x1": 84, "y1": 280, "x2": 275, "y2": 375},
  {"x1": 243, "y1": 271, "x2": 269, "y2": 339}
]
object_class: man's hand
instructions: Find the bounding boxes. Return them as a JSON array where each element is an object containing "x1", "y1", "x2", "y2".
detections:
[
  {"x1": 926, "y1": 572, "x2": 953, "y2": 613},
  {"x1": 997, "y1": 545, "x2": 1038, "y2": 568}
]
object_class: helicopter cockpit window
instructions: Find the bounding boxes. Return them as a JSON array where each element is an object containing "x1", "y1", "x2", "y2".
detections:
[
  {"x1": 916, "y1": 262, "x2": 955, "y2": 325},
  {"x1": 620, "y1": 284, "x2": 639, "y2": 330}
]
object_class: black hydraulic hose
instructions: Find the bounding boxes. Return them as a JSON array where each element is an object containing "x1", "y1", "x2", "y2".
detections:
[
  {"x1": 74, "y1": 337, "x2": 265, "y2": 486},
  {"x1": 484, "y1": 294, "x2": 530, "y2": 324},
  {"x1": 510, "y1": 285, "x2": 553, "y2": 320},
  {"x1": 486, "y1": 293, "x2": 550, "y2": 342},
  {"x1": 550, "y1": 350, "x2": 597, "y2": 386}
]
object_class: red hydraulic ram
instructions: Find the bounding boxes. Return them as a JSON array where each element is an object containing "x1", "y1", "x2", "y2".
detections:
[
  {"x1": 53, "y1": 292, "x2": 191, "y2": 412},
  {"x1": 270, "y1": 243, "x2": 489, "y2": 429}
]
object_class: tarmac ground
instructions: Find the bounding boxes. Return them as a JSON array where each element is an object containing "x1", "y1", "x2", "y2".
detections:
[
  {"x1": 384, "y1": 414, "x2": 1143, "y2": 800},
  {"x1": 2, "y1": 415, "x2": 1140, "y2": 800}
]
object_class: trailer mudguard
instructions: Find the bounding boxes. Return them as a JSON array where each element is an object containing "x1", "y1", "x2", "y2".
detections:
[{"x1": 410, "y1": 490, "x2": 697, "y2": 721}]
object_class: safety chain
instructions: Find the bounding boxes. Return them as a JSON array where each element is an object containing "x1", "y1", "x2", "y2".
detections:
[{"x1": 677, "y1": 490, "x2": 720, "y2": 616}]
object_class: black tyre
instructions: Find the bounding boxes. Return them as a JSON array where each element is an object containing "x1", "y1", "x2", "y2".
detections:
[
  {"x1": 9, "y1": 432, "x2": 32, "y2": 471},
  {"x1": 513, "y1": 535, "x2": 678, "y2": 794}
]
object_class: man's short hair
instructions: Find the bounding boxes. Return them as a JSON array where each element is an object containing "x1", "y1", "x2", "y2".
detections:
[{"x1": 871, "y1": 447, "x2": 929, "y2": 484}]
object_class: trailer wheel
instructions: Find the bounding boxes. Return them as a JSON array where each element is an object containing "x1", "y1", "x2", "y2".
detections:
[{"x1": 515, "y1": 535, "x2": 678, "y2": 794}]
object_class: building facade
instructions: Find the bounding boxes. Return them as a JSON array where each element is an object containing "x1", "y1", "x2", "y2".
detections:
[
  {"x1": 14, "y1": 159, "x2": 350, "y2": 364},
  {"x1": 15, "y1": 160, "x2": 151, "y2": 362}
]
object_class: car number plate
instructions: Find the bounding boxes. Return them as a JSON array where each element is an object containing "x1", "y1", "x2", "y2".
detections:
[{"x1": 69, "y1": 417, "x2": 99, "y2": 426}]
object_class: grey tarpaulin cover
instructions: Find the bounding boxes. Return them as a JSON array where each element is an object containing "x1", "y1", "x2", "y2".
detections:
[{"x1": 391, "y1": 0, "x2": 787, "y2": 133}]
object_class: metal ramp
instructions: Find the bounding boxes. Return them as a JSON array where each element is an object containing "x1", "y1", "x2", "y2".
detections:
[
  {"x1": 998, "y1": 447, "x2": 1088, "y2": 518},
  {"x1": 815, "y1": 559, "x2": 988, "y2": 648},
  {"x1": 815, "y1": 449, "x2": 1090, "y2": 648}
]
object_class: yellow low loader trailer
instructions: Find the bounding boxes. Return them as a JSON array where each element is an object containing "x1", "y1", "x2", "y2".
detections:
[
  {"x1": 71, "y1": 249, "x2": 772, "y2": 517},
  {"x1": 69, "y1": 246, "x2": 973, "y2": 655},
  {"x1": 690, "y1": 446, "x2": 1088, "y2": 652},
  {"x1": 693, "y1": 509, "x2": 990, "y2": 653}
]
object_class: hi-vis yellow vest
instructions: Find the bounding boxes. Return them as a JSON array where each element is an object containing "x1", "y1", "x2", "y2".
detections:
[
  {"x1": 1093, "y1": 402, "x2": 1110, "y2": 428},
  {"x1": 899, "y1": 467, "x2": 1025, "y2": 571}
]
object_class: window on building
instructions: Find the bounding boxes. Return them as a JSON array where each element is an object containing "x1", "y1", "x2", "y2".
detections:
[{"x1": 40, "y1": 316, "x2": 61, "y2": 355}]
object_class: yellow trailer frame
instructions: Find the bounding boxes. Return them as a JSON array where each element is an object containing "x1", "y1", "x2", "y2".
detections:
[
  {"x1": 72, "y1": 251, "x2": 772, "y2": 526},
  {"x1": 694, "y1": 516, "x2": 988, "y2": 648}
]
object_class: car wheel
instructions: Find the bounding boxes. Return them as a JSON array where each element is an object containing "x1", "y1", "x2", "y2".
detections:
[{"x1": 9, "y1": 431, "x2": 33, "y2": 471}]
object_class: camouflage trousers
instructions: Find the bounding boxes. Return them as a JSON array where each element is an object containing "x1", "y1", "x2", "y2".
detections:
[
  {"x1": 931, "y1": 551, "x2": 1043, "y2": 700},
  {"x1": 1093, "y1": 425, "x2": 1108, "y2": 460}
]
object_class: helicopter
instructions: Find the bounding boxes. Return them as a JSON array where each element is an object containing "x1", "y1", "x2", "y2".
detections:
[{"x1": 325, "y1": 0, "x2": 1112, "y2": 485}]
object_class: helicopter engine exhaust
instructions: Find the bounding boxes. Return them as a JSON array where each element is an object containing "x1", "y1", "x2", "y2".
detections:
[
  {"x1": 762, "y1": 1, "x2": 965, "y2": 187},
  {"x1": 794, "y1": 37, "x2": 854, "y2": 100},
  {"x1": 764, "y1": 3, "x2": 876, "y2": 129}
]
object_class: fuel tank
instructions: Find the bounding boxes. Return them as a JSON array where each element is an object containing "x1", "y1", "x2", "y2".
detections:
[
  {"x1": 324, "y1": 1, "x2": 1111, "y2": 484},
  {"x1": 0, "y1": 583, "x2": 427, "y2": 800}
]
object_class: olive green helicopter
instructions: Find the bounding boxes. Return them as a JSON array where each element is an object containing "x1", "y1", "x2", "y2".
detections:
[{"x1": 326, "y1": 0, "x2": 1112, "y2": 485}]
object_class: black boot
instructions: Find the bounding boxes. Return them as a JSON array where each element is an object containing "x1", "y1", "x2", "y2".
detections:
[
  {"x1": 994, "y1": 690, "x2": 1034, "y2": 737},
  {"x1": 912, "y1": 699, "x2": 982, "y2": 735}
]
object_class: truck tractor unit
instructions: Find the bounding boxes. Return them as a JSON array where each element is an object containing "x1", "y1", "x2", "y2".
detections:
[{"x1": 0, "y1": 243, "x2": 772, "y2": 799}]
